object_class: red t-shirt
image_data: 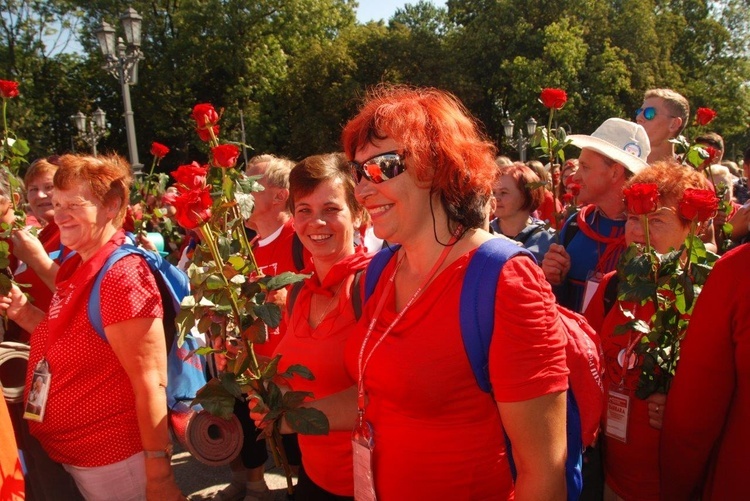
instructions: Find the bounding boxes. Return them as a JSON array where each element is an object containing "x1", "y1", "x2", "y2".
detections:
[
  {"x1": 252, "y1": 220, "x2": 311, "y2": 357},
  {"x1": 584, "y1": 271, "x2": 660, "y2": 500},
  {"x1": 25, "y1": 255, "x2": 162, "y2": 466},
  {"x1": 274, "y1": 268, "x2": 363, "y2": 496},
  {"x1": 660, "y1": 244, "x2": 750, "y2": 500},
  {"x1": 344, "y1": 250, "x2": 569, "y2": 500}
]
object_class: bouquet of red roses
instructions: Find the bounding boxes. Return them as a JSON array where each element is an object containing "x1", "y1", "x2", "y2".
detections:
[
  {"x1": 615, "y1": 184, "x2": 719, "y2": 398},
  {"x1": 169, "y1": 103, "x2": 327, "y2": 492}
]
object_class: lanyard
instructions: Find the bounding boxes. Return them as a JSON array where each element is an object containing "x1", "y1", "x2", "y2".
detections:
[{"x1": 356, "y1": 236, "x2": 457, "y2": 415}]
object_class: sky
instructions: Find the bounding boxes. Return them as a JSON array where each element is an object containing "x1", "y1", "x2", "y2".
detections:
[{"x1": 356, "y1": 0, "x2": 447, "y2": 23}]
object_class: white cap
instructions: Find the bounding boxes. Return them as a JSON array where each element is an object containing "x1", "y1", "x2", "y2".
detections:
[{"x1": 568, "y1": 118, "x2": 650, "y2": 174}]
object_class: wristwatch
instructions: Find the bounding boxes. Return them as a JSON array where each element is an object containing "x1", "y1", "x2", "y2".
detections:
[{"x1": 144, "y1": 443, "x2": 174, "y2": 459}]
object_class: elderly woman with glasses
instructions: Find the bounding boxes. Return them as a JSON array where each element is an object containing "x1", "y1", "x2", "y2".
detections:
[
  {"x1": 0, "y1": 154, "x2": 183, "y2": 500},
  {"x1": 336, "y1": 86, "x2": 569, "y2": 499},
  {"x1": 583, "y1": 160, "x2": 713, "y2": 501}
]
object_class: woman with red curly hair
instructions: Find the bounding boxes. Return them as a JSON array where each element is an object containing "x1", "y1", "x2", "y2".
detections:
[
  {"x1": 341, "y1": 86, "x2": 569, "y2": 499},
  {"x1": 583, "y1": 160, "x2": 714, "y2": 500}
]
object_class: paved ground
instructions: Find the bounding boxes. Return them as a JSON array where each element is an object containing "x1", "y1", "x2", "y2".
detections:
[{"x1": 172, "y1": 443, "x2": 297, "y2": 500}]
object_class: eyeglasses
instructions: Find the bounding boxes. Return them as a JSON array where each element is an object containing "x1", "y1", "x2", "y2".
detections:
[
  {"x1": 635, "y1": 107, "x2": 677, "y2": 121},
  {"x1": 349, "y1": 151, "x2": 407, "y2": 184}
]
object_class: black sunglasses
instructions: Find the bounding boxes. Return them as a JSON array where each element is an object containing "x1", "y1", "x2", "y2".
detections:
[{"x1": 349, "y1": 151, "x2": 407, "y2": 184}]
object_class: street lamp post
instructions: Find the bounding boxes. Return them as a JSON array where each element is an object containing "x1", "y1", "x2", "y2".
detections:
[
  {"x1": 71, "y1": 109, "x2": 108, "y2": 155},
  {"x1": 501, "y1": 117, "x2": 537, "y2": 162},
  {"x1": 94, "y1": 8, "x2": 144, "y2": 173}
]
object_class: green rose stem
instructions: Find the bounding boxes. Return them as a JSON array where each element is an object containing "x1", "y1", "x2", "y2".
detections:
[
  {"x1": 642, "y1": 214, "x2": 659, "y2": 301},
  {"x1": 141, "y1": 156, "x2": 159, "y2": 207},
  {"x1": 233, "y1": 204, "x2": 258, "y2": 271},
  {"x1": 197, "y1": 222, "x2": 257, "y2": 372},
  {"x1": 546, "y1": 109, "x2": 561, "y2": 226},
  {"x1": 1, "y1": 99, "x2": 10, "y2": 325},
  {"x1": 242, "y1": 336, "x2": 294, "y2": 494},
  {"x1": 1, "y1": 98, "x2": 17, "y2": 212},
  {"x1": 271, "y1": 427, "x2": 295, "y2": 495},
  {"x1": 682, "y1": 221, "x2": 697, "y2": 276}
]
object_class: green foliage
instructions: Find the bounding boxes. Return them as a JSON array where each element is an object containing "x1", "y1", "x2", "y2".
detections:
[
  {"x1": 615, "y1": 231, "x2": 718, "y2": 399},
  {"x1": 192, "y1": 377, "x2": 238, "y2": 419},
  {"x1": 5, "y1": 0, "x2": 750, "y2": 161}
]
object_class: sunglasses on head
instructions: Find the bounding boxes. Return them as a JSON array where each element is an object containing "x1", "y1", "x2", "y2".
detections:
[{"x1": 349, "y1": 151, "x2": 407, "y2": 184}]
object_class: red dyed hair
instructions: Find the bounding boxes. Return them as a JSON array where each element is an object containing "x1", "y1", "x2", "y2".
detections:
[
  {"x1": 496, "y1": 162, "x2": 546, "y2": 213},
  {"x1": 53, "y1": 153, "x2": 132, "y2": 227},
  {"x1": 624, "y1": 160, "x2": 711, "y2": 225},
  {"x1": 25, "y1": 157, "x2": 59, "y2": 186},
  {"x1": 341, "y1": 85, "x2": 497, "y2": 230}
]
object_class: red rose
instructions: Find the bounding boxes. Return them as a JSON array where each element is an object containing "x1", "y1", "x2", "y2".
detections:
[
  {"x1": 623, "y1": 183, "x2": 660, "y2": 215},
  {"x1": 0, "y1": 80, "x2": 19, "y2": 99},
  {"x1": 562, "y1": 193, "x2": 574, "y2": 204},
  {"x1": 171, "y1": 162, "x2": 208, "y2": 191},
  {"x1": 568, "y1": 182, "x2": 581, "y2": 197},
  {"x1": 150, "y1": 141, "x2": 170, "y2": 159},
  {"x1": 192, "y1": 103, "x2": 220, "y2": 142},
  {"x1": 212, "y1": 144, "x2": 240, "y2": 169},
  {"x1": 695, "y1": 107, "x2": 717, "y2": 126},
  {"x1": 539, "y1": 88, "x2": 567, "y2": 110},
  {"x1": 172, "y1": 187, "x2": 213, "y2": 230},
  {"x1": 678, "y1": 188, "x2": 719, "y2": 222},
  {"x1": 192, "y1": 103, "x2": 219, "y2": 127}
]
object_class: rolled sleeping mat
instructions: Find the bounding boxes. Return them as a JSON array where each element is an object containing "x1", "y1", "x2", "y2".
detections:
[
  {"x1": 0, "y1": 342, "x2": 30, "y2": 404},
  {"x1": 184, "y1": 409, "x2": 244, "y2": 466}
]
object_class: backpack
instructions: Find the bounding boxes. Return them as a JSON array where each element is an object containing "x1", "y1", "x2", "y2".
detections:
[
  {"x1": 364, "y1": 238, "x2": 603, "y2": 501},
  {"x1": 88, "y1": 244, "x2": 206, "y2": 409},
  {"x1": 515, "y1": 220, "x2": 547, "y2": 245}
]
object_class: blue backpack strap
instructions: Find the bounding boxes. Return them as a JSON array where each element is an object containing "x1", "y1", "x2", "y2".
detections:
[
  {"x1": 364, "y1": 245, "x2": 400, "y2": 302},
  {"x1": 566, "y1": 390, "x2": 584, "y2": 501},
  {"x1": 88, "y1": 244, "x2": 190, "y2": 340},
  {"x1": 459, "y1": 238, "x2": 534, "y2": 393},
  {"x1": 459, "y1": 238, "x2": 534, "y2": 483}
]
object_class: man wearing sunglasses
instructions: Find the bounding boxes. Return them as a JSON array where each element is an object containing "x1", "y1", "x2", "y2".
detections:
[{"x1": 635, "y1": 88, "x2": 690, "y2": 163}]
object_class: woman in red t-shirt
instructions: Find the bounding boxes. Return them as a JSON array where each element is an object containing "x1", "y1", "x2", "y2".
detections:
[
  {"x1": 258, "y1": 153, "x2": 370, "y2": 499},
  {"x1": 0, "y1": 154, "x2": 183, "y2": 501},
  {"x1": 336, "y1": 86, "x2": 569, "y2": 500},
  {"x1": 584, "y1": 161, "x2": 712, "y2": 500}
]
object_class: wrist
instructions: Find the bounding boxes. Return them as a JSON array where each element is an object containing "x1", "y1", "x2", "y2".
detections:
[{"x1": 144, "y1": 443, "x2": 173, "y2": 460}]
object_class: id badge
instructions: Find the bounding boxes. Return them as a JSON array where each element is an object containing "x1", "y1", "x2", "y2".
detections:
[
  {"x1": 24, "y1": 359, "x2": 51, "y2": 422},
  {"x1": 352, "y1": 419, "x2": 377, "y2": 501},
  {"x1": 605, "y1": 388, "x2": 630, "y2": 443},
  {"x1": 581, "y1": 271, "x2": 604, "y2": 313}
]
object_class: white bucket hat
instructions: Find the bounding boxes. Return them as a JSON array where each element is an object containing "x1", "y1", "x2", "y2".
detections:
[{"x1": 568, "y1": 118, "x2": 650, "y2": 174}]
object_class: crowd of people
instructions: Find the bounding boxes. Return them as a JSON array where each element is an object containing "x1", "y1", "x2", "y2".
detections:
[{"x1": 1, "y1": 85, "x2": 749, "y2": 501}]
